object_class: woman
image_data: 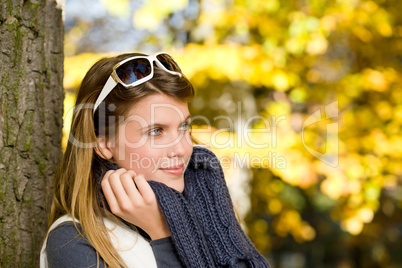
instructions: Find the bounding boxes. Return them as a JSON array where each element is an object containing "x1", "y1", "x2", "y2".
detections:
[{"x1": 40, "y1": 52, "x2": 270, "y2": 267}]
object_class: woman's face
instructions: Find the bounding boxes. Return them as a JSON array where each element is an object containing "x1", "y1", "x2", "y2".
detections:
[{"x1": 106, "y1": 94, "x2": 193, "y2": 192}]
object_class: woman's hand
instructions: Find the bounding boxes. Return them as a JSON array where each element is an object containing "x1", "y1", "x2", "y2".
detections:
[{"x1": 101, "y1": 168, "x2": 171, "y2": 240}]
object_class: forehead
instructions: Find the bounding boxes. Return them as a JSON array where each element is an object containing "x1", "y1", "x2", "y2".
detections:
[{"x1": 126, "y1": 94, "x2": 190, "y2": 124}]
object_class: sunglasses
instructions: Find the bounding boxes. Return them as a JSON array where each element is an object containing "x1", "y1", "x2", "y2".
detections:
[{"x1": 93, "y1": 52, "x2": 182, "y2": 114}]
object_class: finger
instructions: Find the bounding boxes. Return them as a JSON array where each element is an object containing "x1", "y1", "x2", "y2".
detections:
[
  {"x1": 101, "y1": 169, "x2": 125, "y2": 190},
  {"x1": 134, "y1": 174, "x2": 156, "y2": 204},
  {"x1": 101, "y1": 169, "x2": 115, "y2": 185},
  {"x1": 108, "y1": 169, "x2": 132, "y2": 209},
  {"x1": 120, "y1": 170, "x2": 141, "y2": 201},
  {"x1": 101, "y1": 170, "x2": 122, "y2": 213}
]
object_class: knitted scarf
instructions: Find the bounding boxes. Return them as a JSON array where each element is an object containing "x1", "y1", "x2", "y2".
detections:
[{"x1": 95, "y1": 146, "x2": 270, "y2": 268}]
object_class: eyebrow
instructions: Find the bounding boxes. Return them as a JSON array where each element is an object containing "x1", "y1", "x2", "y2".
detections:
[{"x1": 141, "y1": 115, "x2": 192, "y2": 130}]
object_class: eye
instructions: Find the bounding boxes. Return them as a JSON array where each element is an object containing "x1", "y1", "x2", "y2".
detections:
[
  {"x1": 179, "y1": 122, "x2": 192, "y2": 131},
  {"x1": 149, "y1": 128, "x2": 162, "y2": 136}
]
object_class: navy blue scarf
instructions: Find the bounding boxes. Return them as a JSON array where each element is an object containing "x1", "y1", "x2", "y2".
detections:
[{"x1": 95, "y1": 146, "x2": 270, "y2": 268}]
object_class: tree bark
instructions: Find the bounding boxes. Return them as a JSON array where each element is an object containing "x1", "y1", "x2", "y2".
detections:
[{"x1": 0, "y1": 0, "x2": 64, "y2": 267}]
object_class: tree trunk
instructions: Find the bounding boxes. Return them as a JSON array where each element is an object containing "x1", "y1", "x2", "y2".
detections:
[{"x1": 0, "y1": 0, "x2": 64, "y2": 267}]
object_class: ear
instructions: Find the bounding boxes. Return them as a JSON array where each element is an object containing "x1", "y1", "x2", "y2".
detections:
[{"x1": 94, "y1": 136, "x2": 114, "y2": 160}]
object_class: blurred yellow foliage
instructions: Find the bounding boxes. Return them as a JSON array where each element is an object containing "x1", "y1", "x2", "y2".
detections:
[
  {"x1": 64, "y1": 0, "x2": 402, "y2": 257},
  {"x1": 133, "y1": 0, "x2": 189, "y2": 30},
  {"x1": 64, "y1": 53, "x2": 111, "y2": 89},
  {"x1": 100, "y1": 0, "x2": 131, "y2": 17},
  {"x1": 275, "y1": 209, "x2": 316, "y2": 242}
]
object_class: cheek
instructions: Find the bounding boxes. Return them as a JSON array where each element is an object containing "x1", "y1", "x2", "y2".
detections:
[
  {"x1": 123, "y1": 129, "x2": 146, "y2": 145},
  {"x1": 185, "y1": 133, "x2": 194, "y2": 153},
  {"x1": 124, "y1": 147, "x2": 163, "y2": 174},
  {"x1": 112, "y1": 128, "x2": 148, "y2": 162},
  {"x1": 116, "y1": 121, "x2": 146, "y2": 146}
]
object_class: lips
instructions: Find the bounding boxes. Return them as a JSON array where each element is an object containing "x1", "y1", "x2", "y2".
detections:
[
  {"x1": 160, "y1": 163, "x2": 185, "y2": 175},
  {"x1": 160, "y1": 163, "x2": 184, "y2": 170}
]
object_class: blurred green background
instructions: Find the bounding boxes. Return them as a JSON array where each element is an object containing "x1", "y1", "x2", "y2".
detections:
[{"x1": 63, "y1": 0, "x2": 402, "y2": 267}]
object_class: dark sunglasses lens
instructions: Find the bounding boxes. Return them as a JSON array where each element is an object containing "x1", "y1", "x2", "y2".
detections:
[
  {"x1": 116, "y1": 58, "x2": 152, "y2": 85},
  {"x1": 156, "y1": 54, "x2": 181, "y2": 72}
]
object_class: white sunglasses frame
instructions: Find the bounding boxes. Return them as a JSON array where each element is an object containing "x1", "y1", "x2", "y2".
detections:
[{"x1": 93, "y1": 52, "x2": 182, "y2": 114}]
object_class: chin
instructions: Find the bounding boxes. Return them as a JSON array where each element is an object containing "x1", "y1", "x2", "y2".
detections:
[
  {"x1": 166, "y1": 179, "x2": 185, "y2": 193},
  {"x1": 150, "y1": 171, "x2": 185, "y2": 193}
]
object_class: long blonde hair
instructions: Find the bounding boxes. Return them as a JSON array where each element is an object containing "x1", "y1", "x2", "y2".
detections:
[{"x1": 48, "y1": 53, "x2": 196, "y2": 267}]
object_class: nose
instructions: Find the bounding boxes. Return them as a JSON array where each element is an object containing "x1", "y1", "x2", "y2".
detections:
[{"x1": 167, "y1": 132, "x2": 189, "y2": 158}]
